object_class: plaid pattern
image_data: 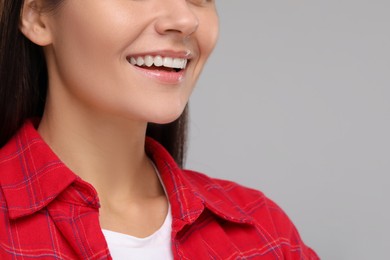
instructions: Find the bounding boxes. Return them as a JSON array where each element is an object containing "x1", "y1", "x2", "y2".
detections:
[{"x1": 0, "y1": 120, "x2": 319, "y2": 259}]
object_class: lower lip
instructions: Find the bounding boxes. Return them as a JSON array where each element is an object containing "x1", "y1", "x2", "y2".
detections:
[{"x1": 131, "y1": 65, "x2": 186, "y2": 85}]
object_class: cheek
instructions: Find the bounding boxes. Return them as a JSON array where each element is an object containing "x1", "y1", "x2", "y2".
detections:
[
  {"x1": 190, "y1": 12, "x2": 218, "y2": 81},
  {"x1": 198, "y1": 11, "x2": 219, "y2": 57},
  {"x1": 47, "y1": 9, "x2": 132, "y2": 101}
]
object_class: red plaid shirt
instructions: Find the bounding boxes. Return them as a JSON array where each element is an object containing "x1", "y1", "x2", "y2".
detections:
[{"x1": 0, "y1": 120, "x2": 319, "y2": 259}]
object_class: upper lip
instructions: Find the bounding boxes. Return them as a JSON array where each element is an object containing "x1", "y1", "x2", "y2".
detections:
[{"x1": 126, "y1": 49, "x2": 194, "y2": 60}]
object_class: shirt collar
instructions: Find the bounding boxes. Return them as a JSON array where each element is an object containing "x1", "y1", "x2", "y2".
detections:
[
  {"x1": 145, "y1": 138, "x2": 254, "y2": 233},
  {"x1": 0, "y1": 120, "x2": 98, "y2": 219}
]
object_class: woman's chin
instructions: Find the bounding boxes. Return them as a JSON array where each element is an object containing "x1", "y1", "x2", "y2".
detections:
[{"x1": 146, "y1": 107, "x2": 186, "y2": 125}]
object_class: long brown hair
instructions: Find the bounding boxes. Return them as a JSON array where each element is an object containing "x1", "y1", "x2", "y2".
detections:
[{"x1": 0, "y1": 0, "x2": 188, "y2": 167}]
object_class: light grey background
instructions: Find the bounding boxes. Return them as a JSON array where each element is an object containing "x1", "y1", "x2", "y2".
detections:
[{"x1": 187, "y1": 1, "x2": 390, "y2": 259}]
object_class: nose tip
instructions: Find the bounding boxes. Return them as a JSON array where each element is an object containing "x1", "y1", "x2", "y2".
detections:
[{"x1": 154, "y1": 3, "x2": 200, "y2": 38}]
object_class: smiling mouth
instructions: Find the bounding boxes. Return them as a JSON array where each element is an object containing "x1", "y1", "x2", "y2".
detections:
[{"x1": 127, "y1": 55, "x2": 188, "y2": 73}]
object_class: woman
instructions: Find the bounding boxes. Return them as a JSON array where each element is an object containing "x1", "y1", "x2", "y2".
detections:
[{"x1": 0, "y1": 0, "x2": 319, "y2": 259}]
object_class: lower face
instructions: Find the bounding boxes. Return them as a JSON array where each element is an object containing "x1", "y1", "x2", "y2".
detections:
[{"x1": 43, "y1": 0, "x2": 219, "y2": 124}]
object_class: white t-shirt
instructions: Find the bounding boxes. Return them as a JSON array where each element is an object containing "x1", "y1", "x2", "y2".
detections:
[{"x1": 102, "y1": 208, "x2": 173, "y2": 259}]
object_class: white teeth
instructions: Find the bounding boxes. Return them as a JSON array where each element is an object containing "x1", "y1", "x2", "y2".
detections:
[
  {"x1": 154, "y1": 56, "x2": 163, "y2": 67},
  {"x1": 144, "y1": 55, "x2": 153, "y2": 67},
  {"x1": 163, "y1": 57, "x2": 173, "y2": 68},
  {"x1": 173, "y1": 58, "x2": 183, "y2": 68},
  {"x1": 136, "y1": 57, "x2": 144, "y2": 66},
  {"x1": 128, "y1": 55, "x2": 188, "y2": 69}
]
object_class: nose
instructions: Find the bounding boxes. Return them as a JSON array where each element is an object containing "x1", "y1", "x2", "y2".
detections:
[{"x1": 154, "y1": 1, "x2": 199, "y2": 38}]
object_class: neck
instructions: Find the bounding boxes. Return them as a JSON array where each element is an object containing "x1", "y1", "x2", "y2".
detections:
[{"x1": 37, "y1": 99, "x2": 161, "y2": 204}]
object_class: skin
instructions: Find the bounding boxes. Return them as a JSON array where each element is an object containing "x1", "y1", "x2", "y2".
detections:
[{"x1": 20, "y1": 0, "x2": 218, "y2": 237}]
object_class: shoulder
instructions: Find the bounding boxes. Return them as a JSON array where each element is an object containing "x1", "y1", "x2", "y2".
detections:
[
  {"x1": 183, "y1": 169, "x2": 267, "y2": 205},
  {"x1": 181, "y1": 169, "x2": 319, "y2": 259},
  {"x1": 182, "y1": 169, "x2": 288, "y2": 221},
  {"x1": 182, "y1": 169, "x2": 279, "y2": 215}
]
